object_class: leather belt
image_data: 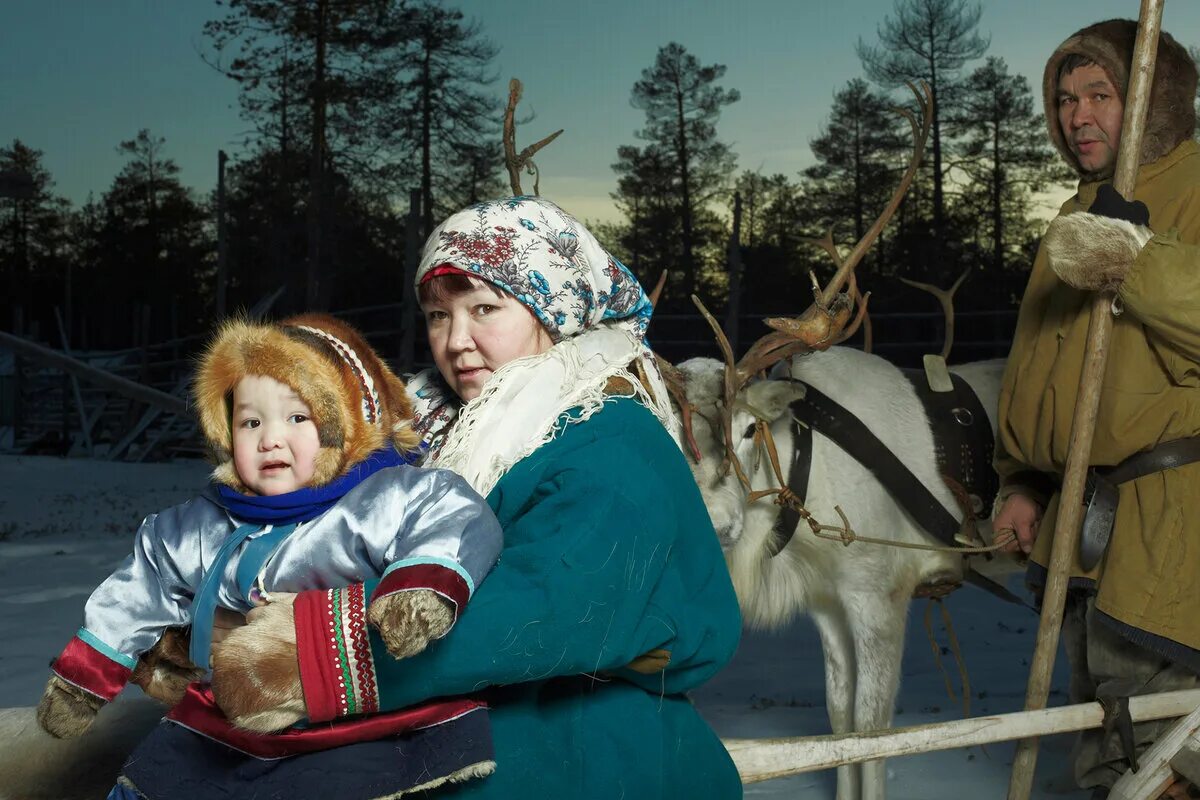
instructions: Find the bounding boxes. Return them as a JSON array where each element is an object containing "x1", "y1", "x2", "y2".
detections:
[{"x1": 1080, "y1": 437, "x2": 1200, "y2": 570}]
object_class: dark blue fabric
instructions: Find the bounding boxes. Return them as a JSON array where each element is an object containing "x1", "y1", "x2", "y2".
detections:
[
  {"x1": 120, "y1": 710, "x2": 494, "y2": 800},
  {"x1": 107, "y1": 783, "x2": 142, "y2": 800},
  {"x1": 215, "y1": 447, "x2": 419, "y2": 525}
]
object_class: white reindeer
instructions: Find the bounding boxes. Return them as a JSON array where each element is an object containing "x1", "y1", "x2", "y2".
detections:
[{"x1": 679, "y1": 347, "x2": 1007, "y2": 800}]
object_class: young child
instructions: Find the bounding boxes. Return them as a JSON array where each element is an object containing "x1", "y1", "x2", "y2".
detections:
[{"x1": 37, "y1": 312, "x2": 503, "y2": 743}]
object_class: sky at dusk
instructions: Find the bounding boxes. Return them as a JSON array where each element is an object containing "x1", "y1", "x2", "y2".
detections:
[{"x1": 3, "y1": 1, "x2": 1199, "y2": 223}]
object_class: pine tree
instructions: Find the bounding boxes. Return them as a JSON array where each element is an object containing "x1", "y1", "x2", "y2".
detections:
[
  {"x1": 949, "y1": 56, "x2": 1062, "y2": 273},
  {"x1": 383, "y1": 1, "x2": 502, "y2": 234},
  {"x1": 0, "y1": 140, "x2": 71, "y2": 336},
  {"x1": 204, "y1": 0, "x2": 399, "y2": 308},
  {"x1": 622, "y1": 43, "x2": 739, "y2": 299},
  {"x1": 89, "y1": 131, "x2": 212, "y2": 342},
  {"x1": 805, "y1": 79, "x2": 908, "y2": 276},
  {"x1": 857, "y1": 0, "x2": 989, "y2": 247}
]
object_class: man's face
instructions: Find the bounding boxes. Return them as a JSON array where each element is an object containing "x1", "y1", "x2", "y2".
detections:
[{"x1": 1057, "y1": 63, "x2": 1124, "y2": 174}]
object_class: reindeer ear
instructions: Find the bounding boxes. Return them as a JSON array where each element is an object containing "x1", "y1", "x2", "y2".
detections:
[{"x1": 742, "y1": 380, "x2": 806, "y2": 422}]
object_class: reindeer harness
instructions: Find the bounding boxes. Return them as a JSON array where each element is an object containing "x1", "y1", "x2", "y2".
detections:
[{"x1": 759, "y1": 373, "x2": 1024, "y2": 607}]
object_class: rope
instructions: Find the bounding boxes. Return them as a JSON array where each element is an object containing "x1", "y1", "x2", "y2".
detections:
[
  {"x1": 740, "y1": 414, "x2": 1018, "y2": 554},
  {"x1": 923, "y1": 597, "x2": 971, "y2": 719}
]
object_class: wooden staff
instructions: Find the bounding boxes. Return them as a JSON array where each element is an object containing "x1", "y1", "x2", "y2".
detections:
[{"x1": 1007, "y1": 3, "x2": 1165, "y2": 798}]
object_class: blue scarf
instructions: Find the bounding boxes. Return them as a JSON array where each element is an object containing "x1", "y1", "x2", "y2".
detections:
[{"x1": 215, "y1": 447, "x2": 420, "y2": 525}]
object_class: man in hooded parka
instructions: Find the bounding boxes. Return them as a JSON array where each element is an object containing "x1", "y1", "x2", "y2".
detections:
[{"x1": 992, "y1": 18, "x2": 1200, "y2": 800}]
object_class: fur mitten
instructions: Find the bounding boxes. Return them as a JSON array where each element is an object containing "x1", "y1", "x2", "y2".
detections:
[
  {"x1": 1044, "y1": 211, "x2": 1154, "y2": 292},
  {"x1": 130, "y1": 628, "x2": 205, "y2": 707},
  {"x1": 367, "y1": 589, "x2": 455, "y2": 660},
  {"x1": 37, "y1": 674, "x2": 106, "y2": 739},
  {"x1": 211, "y1": 599, "x2": 307, "y2": 733},
  {"x1": 210, "y1": 590, "x2": 453, "y2": 732}
]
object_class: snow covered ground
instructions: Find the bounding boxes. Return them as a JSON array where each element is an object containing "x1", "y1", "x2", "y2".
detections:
[{"x1": 0, "y1": 454, "x2": 1088, "y2": 798}]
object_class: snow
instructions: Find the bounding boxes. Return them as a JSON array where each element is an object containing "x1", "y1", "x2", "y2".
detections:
[{"x1": 0, "y1": 455, "x2": 1088, "y2": 798}]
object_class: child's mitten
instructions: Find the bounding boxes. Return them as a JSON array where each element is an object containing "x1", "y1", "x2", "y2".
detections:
[
  {"x1": 210, "y1": 598, "x2": 307, "y2": 733},
  {"x1": 130, "y1": 628, "x2": 205, "y2": 707},
  {"x1": 36, "y1": 674, "x2": 105, "y2": 739},
  {"x1": 367, "y1": 589, "x2": 454, "y2": 660}
]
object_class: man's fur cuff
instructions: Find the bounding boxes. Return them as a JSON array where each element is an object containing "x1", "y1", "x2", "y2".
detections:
[{"x1": 1044, "y1": 211, "x2": 1154, "y2": 292}]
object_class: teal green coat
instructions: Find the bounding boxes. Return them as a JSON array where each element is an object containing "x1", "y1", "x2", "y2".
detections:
[{"x1": 363, "y1": 398, "x2": 744, "y2": 798}]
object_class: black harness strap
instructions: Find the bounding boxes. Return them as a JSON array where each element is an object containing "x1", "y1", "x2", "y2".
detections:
[
  {"x1": 900, "y1": 368, "x2": 999, "y2": 518},
  {"x1": 768, "y1": 414, "x2": 811, "y2": 556},
  {"x1": 766, "y1": 377, "x2": 1029, "y2": 609},
  {"x1": 783, "y1": 379, "x2": 964, "y2": 547}
]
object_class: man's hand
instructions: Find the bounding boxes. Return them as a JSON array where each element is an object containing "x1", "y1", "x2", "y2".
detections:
[
  {"x1": 1044, "y1": 186, "x2": 1154, "y2": 293},
  {"x1": 994, "y1": 492, "x2": 1044, "y2": 556}
]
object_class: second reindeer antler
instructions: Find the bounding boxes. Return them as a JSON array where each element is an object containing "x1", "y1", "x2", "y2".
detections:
[{"x1": 504, "y1": 78, "x2": 564, "y2": 196}]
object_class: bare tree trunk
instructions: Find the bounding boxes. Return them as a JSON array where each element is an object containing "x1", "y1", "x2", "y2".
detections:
[
  {"x1": 421, "y1": 46, "x2": 433, "y2": 239},
  {"x1": 675, "y1": 81, "x2": 696, "y2": 297},
  {"x1": 305, "y1": 0, "x2": 329, "y2": 310},
  {"x1": 992, "y1": 114, "x2": 1003, "y2": 271}
]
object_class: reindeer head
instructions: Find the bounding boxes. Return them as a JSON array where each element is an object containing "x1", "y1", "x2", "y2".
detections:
[
  {"x1": 664, "y1": 82, "x2": 933, "y2": 557},
  {"x1": 676, "y1": 357, "x2": 808, "y2": 550}
]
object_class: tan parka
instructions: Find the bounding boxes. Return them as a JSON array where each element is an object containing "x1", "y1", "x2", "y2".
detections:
[{"x1": 996, "y1": 19, "x2": 1200, "y2": 659}]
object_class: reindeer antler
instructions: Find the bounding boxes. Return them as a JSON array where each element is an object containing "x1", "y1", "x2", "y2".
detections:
[
  {"x1": 648, "y1": 270, "x2": 668, "y2": 308},
  {"x1": 899, "y1": 266, "x2": 972, "y2": 360},
  {"x1": 504, "y1": 78, "x2": 564, "y2": 196},
  {"x1": 691, "y1": 80, "x2": 933, "y2": 479}
]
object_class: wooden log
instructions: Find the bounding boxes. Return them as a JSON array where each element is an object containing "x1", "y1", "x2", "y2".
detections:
[
  {"x1": 1007, "y1": 3, "x2": 1165, "y2": 798},
  {"x1": 1169, "y1": 734, "x2": 1200, "y2": 788},
  {"x1": 725, "y1": 689, "x2": 1200, "y2": 785},
  {"x1": 0, "y1": 330, "x2": 187, "y2": 416},
  {"x1": 0, "y1": 697, "x2": 164, "y2": 800},
  {"x1": 1109, "y1": 702, "x2": 1200, "y2": 800}
]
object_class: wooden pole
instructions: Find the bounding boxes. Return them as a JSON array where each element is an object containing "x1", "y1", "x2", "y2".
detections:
[
  {"x1": 1007, "y1": 4, "x2": 1164, "y2": 798},
  {"x1": 725, "y1": 689, "x2": 1200, "y2": 785},
  {"x1": 0, "y1": 330, "x2": 187, "y2": 416}
]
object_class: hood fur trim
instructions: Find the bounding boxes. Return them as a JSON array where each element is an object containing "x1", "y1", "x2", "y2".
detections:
[
  {"x1": 1043, "y1": 19, "x2": 1197, "y2": 181},
  {"x1": 194, "y1": 313, "x2": 419, "y2": 493}
]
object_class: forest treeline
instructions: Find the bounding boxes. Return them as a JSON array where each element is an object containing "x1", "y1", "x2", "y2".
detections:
[{"x1": 3, "y1": 0, "x2": 1198, "y2": 349}]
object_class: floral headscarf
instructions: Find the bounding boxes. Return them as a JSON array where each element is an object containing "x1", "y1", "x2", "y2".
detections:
[
  {"x1": 407, "y1": 196, "x2": 679, "y2": 496},
  {"x1": 418, "y1": 195, "x2": 653, "y2": 341}
]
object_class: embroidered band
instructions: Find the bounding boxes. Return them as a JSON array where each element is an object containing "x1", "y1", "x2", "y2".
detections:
[
  {"x1": 295, "y1": 584, "x2": 379, "y2": 722},
  {"x1": 294, "y1": 325, "x2": 381, "y2": 425}
]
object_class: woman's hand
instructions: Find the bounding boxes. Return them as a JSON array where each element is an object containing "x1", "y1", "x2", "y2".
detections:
[
  {"x1": 211, "y1": 595, "x2": 306, "y2": 732},
  {"x1": 994, "y1": 493, "x2": 1044, "y2": 556}
]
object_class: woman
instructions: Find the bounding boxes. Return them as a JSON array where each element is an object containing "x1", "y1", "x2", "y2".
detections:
[{"x1": 122, "y1": 196, "x2": 745, "y2": 799}]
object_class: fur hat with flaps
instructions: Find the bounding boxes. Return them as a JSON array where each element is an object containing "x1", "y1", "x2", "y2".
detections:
[
  {"x1": 1043, "y1": 19, "x2": 1197, "y2": 181},
  {"x1": 194, "y1": 312, "x2": 420, "y2": 493}
]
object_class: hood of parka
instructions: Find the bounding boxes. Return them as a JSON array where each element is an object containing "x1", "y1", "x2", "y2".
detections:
[{"x1": 1043, "y1": 18, "x2": 1197, "y2": 181}]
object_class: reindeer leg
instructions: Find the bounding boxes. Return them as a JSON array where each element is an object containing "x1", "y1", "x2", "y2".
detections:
[
  {"x1": 813, "y1": 605, "x2": 861, "y2": 800},
  {"x1": 846, "y1": 587, "x2": 911, "y2": 800}
]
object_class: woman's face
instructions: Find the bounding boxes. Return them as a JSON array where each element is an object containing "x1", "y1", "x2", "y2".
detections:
[{"x1": 422, "y1": 284, "x2": 554, "y2": 402}]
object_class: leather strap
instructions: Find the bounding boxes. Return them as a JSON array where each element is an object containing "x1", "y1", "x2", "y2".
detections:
[
  {"x1": 1100, "y1": 437, "x2": 1200, "y2": 485},
  {"x1": 901, "y1": 368, "x2": 999, "y2": 518},
  {"x1": 784, "y1": 379, "x2": 964, "y2": 548},
  {"x1": 768, "y1": 413, "x2": 812, "y2": 556},
  {"x1": 776, "y1": 378, "x2": 1029, "y2": 608}
]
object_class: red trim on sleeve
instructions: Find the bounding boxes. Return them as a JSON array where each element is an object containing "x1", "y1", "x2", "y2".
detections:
[
  {"x1": 370, "y1": 563, "x2": 470, "y2": 620},
  {"x1": 52, "y1": 636, "x2": 133, "y2": 702},
  {"x1": 294, "y1": 588, "x2": 340, "y2": 723}
]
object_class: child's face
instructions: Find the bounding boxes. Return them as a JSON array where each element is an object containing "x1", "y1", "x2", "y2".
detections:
[{"x1": 231, "y1": 375, "x2": 321, "y2": 496}]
